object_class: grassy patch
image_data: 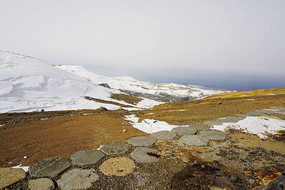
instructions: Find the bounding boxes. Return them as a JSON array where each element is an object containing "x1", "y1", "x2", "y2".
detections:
[{"x1": 111, "y1": 93, "x2": 143, "y2": 105}]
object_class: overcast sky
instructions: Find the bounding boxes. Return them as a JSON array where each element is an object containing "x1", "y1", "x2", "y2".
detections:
[{"x1": 0, "y1": 0, "x2": 284, "y2": 90}]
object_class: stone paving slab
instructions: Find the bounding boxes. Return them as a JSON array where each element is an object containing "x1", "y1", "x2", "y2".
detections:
[
  {"x1": 171, "y1": 127, "x2": 197, "y2": 136},
  {"x1": 150, "y1": 131, "x2": 176, "y2": 140},
  {"x1": 57, "y1": 168, "x2": 99, "y2": 190},
  {"x1": 0, "y1": 168, "x2": 26, "y2": 189},
  {"x1": 189, "y1": 123, "x2": 212, "y2": 131},
  {"x1": 127, "y1": 136, "x2": 156, "y2": 147},
  {"x1": 100, "y1": 142, "x2": 132, "y2": 155},
  {"x1": 29, "y1": 157, "x2": 71, "y2": 178},
  {"x1": 199, "y1": 131, "x2": 227, "y2": 141},
  {"x1": 130, "y1": 147, "x2": 161, "y2": 163},
  {"x1": 28, "y1": 178, "x2": 55, "y2": 190},
  {"x1": 179, "y1": 135, "x2": 209, "y2": 146},
  {"x1": 99, "y1": 157, "x2": 136, "y2": 176},
  {"x1": 71, "y1": 150, "x2": 105, "y2": 166},
  {"x1": 204, "y1": 121, "x2": 224, "y2": 126}
]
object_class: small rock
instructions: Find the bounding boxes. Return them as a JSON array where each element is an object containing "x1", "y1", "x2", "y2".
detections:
[
  {"x1": 100, "y1": 142, "x2": 132, "y2": 155},
  {"x1": 99, "y1": 157, "x2": 136, "y2": 176},
  {"x1": 130, "y1": 147, "x2": 161, "y2": 163},
  {"x1": 199, "y1": 131, "x2": 227, "y2": 141},
  {"x1": 0, "y1": 168, "x2": 26, "y2": 189},
  {"x1": 151, "y1": 131, "x2": 176, "y2": 140},
  {"x1": 57, "y1": 168, "x2": 99, "y2": 190},
  {"x1": 28, "y1": 178, "x2": 55, "y2": 190},
  {"x1": 247, "y1": 178, "x2": 255, "y2": 185},
  {"x1": 71, "y1": 150, "x2": 105, "y2": 166},
  {"x1": 171, "y1": 127, "x2": 197, "y2": 136},
  {"x1": 29, "y1": 157, "x2": 71, "y2": 178},
  {"x1": 179, "y1": 135, "x2": 209, "y2": 146},
  {"x1": 127, "y1": 136, "x2": 156, "y2": 146}
]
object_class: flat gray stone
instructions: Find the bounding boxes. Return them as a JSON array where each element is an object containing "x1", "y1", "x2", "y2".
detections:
[
  {"x1": 71, "y1": 150, "x2": 105, "y2": 166},
  {"x1": 150, "y1": 131, "x2": 176, "y2": 140},
  {"x1": 171, "y1": 127, "x2": 197, "y2": 136},
  {"x1": 179, "y1": 135, "x2": 209, "y2": 146},
  {"x1": 127, "y1": 136, "x2": 156, "y2": 147},
  {"x1": 189, "y1": 123, "x2": 211, "y2": 131},
  {"x1": 255, "y1": 110, "x2": 275, "y2": 115},
  {"x1": 29, "y1": 157, "x2": 71, "y2": 178},
  {"x1": 204, "y1": 121, "x2": 223, "y2": 126},
  {"x1": 100, "y1": 142, "x2": 131, "y2": 155},
  {"x1": 199, "y1": 131, "x2": 227, "y2": 141},
  {"x1": 130, "y1": 147, "x2": 161, "y2": 163},
  {"x1": 57, "y1": 168, "x2": 99, "y2": 190},
  {"x1": 28, "y1": 178, "x2": 55, "y2": 190},
  {"x1": 0, "y1": 168, "x2": 26, "y2": 189},
  {"x1": 246, "y1": 112, "x2": 260, "y2": 116}
]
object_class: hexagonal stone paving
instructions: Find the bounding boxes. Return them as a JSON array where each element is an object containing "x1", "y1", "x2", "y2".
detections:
[
  {"x1": 28, "y1": 178, "x2": 55, "y2": 190},
  {"x1": 57, "y1": 168, "x2": 99, "y2": 190},
  {"x1": 71, "y1": 150, "x2": 105, "y2": 166},
  {"x1": 29, "y1": 157, "x2": 71, "y2": 178},
  {"x1": 127, "y1": 136, "x2": 156, "y2": 147},
  {"x1": 0, "y1": 168, "x2": 26, "y2": 189},
  {"x1": 130, "y1": 147, "x2": 161, "y2": 163},
  {"x1": 150, "y1": 131, "x2": 176, "y2": 140},
  {"x1": 179, "y1": 135, "x2": 209, "y2": 146},
  {"x1": 171, "y1": 127, "x2": 197, "y2": 136},
  {"x1": 199, "y1": 131, "x2": 227, "y2": 141},
  {"x1": 99, "y1": 157, "x2": 136, "y2": 176},
  {"x1": 100, "y1": 142, "x2": 132, "y2": 155}
]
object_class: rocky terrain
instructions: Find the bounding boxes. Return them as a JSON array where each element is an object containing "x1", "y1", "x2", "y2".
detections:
[{"x1": 1, "y1": 88, "x2": 285, "y2": 189}]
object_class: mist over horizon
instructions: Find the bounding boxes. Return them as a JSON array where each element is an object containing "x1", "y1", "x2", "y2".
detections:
[{"x1": 1, "y1": 0, "x2": 284, "y2": 91}]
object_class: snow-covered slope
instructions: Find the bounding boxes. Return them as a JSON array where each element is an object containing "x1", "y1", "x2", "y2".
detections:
[
  {"x1": 57, "y1": 65, "x2": 227, "y2": 101},
  {"x1": 0, "y1": 51, "x2": 130, "y2": 112}
]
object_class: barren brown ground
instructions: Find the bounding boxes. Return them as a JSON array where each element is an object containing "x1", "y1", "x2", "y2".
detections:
[
  {"x1": 137, "y1": 88, "x2": 285, "y2": 125},
  {"x1": 0, "y1": 109, "x2": 146, "y2": 167},
  {"x1": 1, "y1": 88, "x2": 285, "y2": 173}
]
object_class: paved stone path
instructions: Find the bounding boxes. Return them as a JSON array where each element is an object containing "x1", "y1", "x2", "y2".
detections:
[{"x1": 2, "y1": 107, "x2": 285, "y2": 189}]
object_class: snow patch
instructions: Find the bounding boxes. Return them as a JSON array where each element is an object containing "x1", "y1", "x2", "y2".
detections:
[
  {"x1": 12, "y1": 164, "x2": 29, "y2": 172},
  {"x1": 212, "y1": 116, "x2": 285, "y2": 139},
  {"x1": 125, "y1": 114, "x2": 188, "y2": 133}
]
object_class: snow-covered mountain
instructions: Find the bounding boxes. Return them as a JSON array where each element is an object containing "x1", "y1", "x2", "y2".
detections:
[
  {"x1": 0, "y1": 51, "x2": 139, "y2": 113},
  {"x1": 0, "y1": 50, "x2": 226, "y2": 113},
  {"x1": 57, "y1": 65, "x2": 227, "y2": 102}
]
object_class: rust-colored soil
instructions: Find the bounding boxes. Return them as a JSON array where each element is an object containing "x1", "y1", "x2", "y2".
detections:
[{"x1": 0, "y1": 110, "x2": 146, "y2": 167}]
